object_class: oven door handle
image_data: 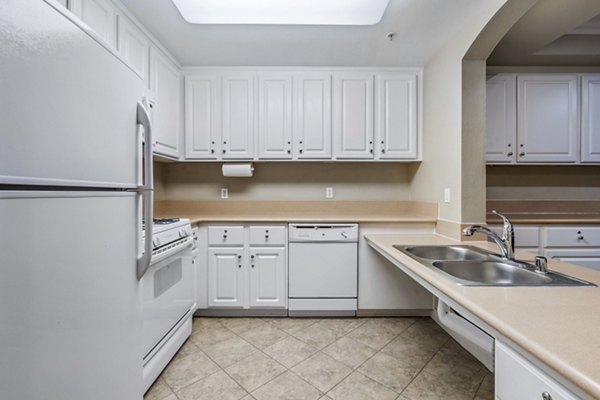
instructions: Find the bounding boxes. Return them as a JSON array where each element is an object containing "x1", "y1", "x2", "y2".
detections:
[{"x1": 136, "y1": 100, "x2": 154, "y2": 280}]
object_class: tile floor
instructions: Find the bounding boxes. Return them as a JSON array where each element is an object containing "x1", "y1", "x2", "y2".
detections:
[{"x1": 145, "y1": 317, "x2": 494, "y2": 400}]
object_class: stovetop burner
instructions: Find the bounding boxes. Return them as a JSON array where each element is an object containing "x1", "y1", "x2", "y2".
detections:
[{"x1": 153, "y1": 218, "x2": 180, "y2": 225}]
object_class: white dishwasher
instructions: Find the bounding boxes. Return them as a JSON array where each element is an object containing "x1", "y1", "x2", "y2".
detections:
[{"x1": 288, "y1": 224, "x2": 358, "y2": 316}]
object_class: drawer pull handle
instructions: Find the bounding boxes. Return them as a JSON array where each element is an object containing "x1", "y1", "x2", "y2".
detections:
[{"x1": 542, "y1": 391, "x2": 552, "y2": 400}]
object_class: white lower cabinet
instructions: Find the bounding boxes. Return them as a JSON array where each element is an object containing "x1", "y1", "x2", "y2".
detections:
[
  {"x1": 207, "y1": 247, "x2": 244, "y2": 307},
  {"x1": 496, "y1": 341, "x2": 577, "y2": 400},
  {"x1": 249, "y1": 247, "x2": 286, "y2": 308},
  {"x1": 204, "y1": 225, "x2": 287, "y2": 311}
]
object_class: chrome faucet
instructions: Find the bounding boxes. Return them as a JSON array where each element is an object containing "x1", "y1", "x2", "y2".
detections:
[{"x1": 462, "y1": 210, "x2": 515, "y2": 260}]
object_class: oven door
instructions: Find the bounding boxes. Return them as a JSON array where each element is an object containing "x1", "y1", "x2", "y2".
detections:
[{"x1": 142, "y1": 237, "x2": 194, "y2": 358}]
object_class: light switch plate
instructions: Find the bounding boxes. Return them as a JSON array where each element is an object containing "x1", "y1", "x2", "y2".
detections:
[
  {"x1": 221, "y1": 188, "x2": 229, "y2": 199},
  {"x1": 326, "y1": 187, "x2": 334, "y2": 199},
  {"x1": 444, "y1": 188, "x2": 451, "y2": 203}
]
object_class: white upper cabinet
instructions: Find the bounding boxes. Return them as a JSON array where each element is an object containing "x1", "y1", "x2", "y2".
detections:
[
  {"x1": 486, "y1": 74, "x2": 516, "y2": 163},
  {"x1": 185, "y1": 74, "x2": 221, "y2": 160},
  {"x1": 582, "y1": 75, "x2": 600, "y2": 163},
  {"x1": 117, "y1": 15, "x2": 149, "y2": 81},
  {"x1": 149, "y1": 47, "x2": 182, "y2": 159},
  {"x1": 70, "y1": 0, "x2": 118, "y2": 49},
  {"x1": 222, "y1": 74, "x2": 255, "y2": 159},
  {"x1": 294, "y1": 73, "x2": 332, "y2": 159},
  {"x1": 258, "y1": 74, "x2": 293, "y2": 159},
  {"x1": 517, "y1": 74, "x2": 578, "y2": 163},
  {"x1": 375, "y1": 73, "x2": 418, "y2": 159},
  {"x1": 333, "y1": 73, "x2": 375, "y2": 159}
]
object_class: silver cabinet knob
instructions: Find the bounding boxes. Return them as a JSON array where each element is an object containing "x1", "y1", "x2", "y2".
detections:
[
  {"x1": 542, "y1": 391, "x2": 552, "y2": 400},
  {"x1": 519, "y1": 152, "x2": 525, "y2": 157},
  {"x1": 507, "y1": 152, "x2": 513, "y2": 157}
]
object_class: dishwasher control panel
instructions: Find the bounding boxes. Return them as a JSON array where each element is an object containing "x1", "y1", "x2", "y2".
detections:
[{"x1": 288, "y1": 224, "x2": 358, "y2": 242}]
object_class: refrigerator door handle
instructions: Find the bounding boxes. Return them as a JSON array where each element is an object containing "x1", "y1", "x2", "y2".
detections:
[{"x1": 136, "y1": 100, "x2": 154, "y2": 280}]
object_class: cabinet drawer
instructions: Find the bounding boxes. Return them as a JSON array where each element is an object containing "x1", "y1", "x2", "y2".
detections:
[
  {"x1": 249, "y1": 226, "x2": 286, "y2": 245},
  {"x1": 496, "y1": 341, "x2": 576, "y2": 400},
  {"x1": 208, "y1": 226, "x2": 244, "y2": 246},
  {"x1": 545, "y1": 227, "x2": 600, "y2": 247}
]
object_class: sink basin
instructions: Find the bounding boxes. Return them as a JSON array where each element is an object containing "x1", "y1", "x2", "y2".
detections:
[
  {"x1": 431, "y1": 260, "x2": 594, "y2": 287},
  {"x1": 432, "y1": 260, "x2": 552, "y2": 286},
  {"x1": 396, "y1": 245, "x2": 490, "y2": 261},
  {"x1": 393, "y1": 244, "x2": 595, "y2": 287}
]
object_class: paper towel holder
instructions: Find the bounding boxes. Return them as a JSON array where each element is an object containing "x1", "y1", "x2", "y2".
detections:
[{"x1": 222, "y1": 163, "x2": 254, "y2": 177}]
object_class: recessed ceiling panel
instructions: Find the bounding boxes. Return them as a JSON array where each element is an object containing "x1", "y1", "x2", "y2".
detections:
[{"x1": 171, "y1": 0, "x2": 390, "y2": 26}]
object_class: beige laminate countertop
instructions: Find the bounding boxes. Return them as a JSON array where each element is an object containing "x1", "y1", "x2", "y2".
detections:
[
  {"x1": 487, "y1": 201, "x2": 600, "y2": 224},
  {"x1": 487, "y1": 213, "x2": 600, "y2": 224},
  {"x1": 365, "y1": 233, "x2": 600, "y2": 399},
  {"x1": 154, "y1": 200, "x2": 438, "y2": 224}
]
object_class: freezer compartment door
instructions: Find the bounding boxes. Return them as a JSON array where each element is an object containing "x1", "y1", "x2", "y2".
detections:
[
  {"x1": 0, "y1": 0, "x2": 144, "y2": 188},
  {"x1": 289, "y1": 242, "x2": 358, "y2": 298},
  {"x1": 0, "y1": 192, "x2": 142, "y2": 400}
]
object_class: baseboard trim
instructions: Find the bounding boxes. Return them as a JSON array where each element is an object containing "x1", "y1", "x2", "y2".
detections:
[
  {"x1": 356, "y1": 309, "x2": 432, "y2": 317},
  {"x1": 194, "y1": 309, "x2": 288, "y2": 317}
]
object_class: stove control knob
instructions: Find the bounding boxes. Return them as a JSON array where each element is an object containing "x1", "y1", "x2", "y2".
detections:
[
  {"x1": 341, "y1": 232, "x2": 348, "y2": 239},
  {"x1": 185, "y1": 226, "x2": 192, "y2": 235},
  {"x1": 153, "y1": 237, "x2": 160, "y2": 247},
  {"x1": 179, "y1": 228, "x2": 187, "y2": 238}
]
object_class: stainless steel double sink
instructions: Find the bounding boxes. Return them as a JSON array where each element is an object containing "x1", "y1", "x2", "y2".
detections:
[{"x1": 393, "y1": 245, "x2": 596, "y2": 287}]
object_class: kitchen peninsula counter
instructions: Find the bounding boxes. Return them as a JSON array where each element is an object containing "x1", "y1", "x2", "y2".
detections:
[{"x1": 365, "y1": 233, "x2": 600, "y2": 399}]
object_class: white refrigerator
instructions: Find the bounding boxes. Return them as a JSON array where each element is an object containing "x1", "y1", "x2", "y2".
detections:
[{"x1": 0, "y1": 1, "x2": 152, "y2": 399}]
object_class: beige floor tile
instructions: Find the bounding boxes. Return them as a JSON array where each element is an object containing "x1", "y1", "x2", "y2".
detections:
[
  {"x1": 370, "y1": 318, "x2": 417, "y2": 335},
  {"x1": 327, "y1": 372, "x2": 398, "y2": 400},
  {"x1": 161, "y1": 395, "x2": 178, "y2": 400},
  {"x1": 264, "y1": 318, "x2": 321, "y2": 334},
  {"x1": 172, "y1": 338, "x2": 201, "y2": 362},
  {"x1": 422, "y1": 347, "x2": 487, "y2": 394},
  {"x1": 322, "y1": 336, "x2": 377, "y2": 369},
  {"x1": 221, "y1": 317, "x2": 268, "y2": 335},
  {"x1": 241, "y1": 395, "x2": 256, "y2": 400},
  {"x1": 263, "y1": 335, "x2": 319, "y2": 368},
  {"x1": 192, "y1": 317, "x2": 225, "y2": 332},
  {"x1": 176, "y1": 370, "x2": 247, "y2": 400},
  {"x1": 319, "y1": 396, "x2": 333, "y2": 400},
  {"x1": 291, "y1": 352, "x2": 352, "y2": 393},
  {"x1": 293, "y1": 323, "x2": 341, "y2": 350},
  {"x1": 204, "y1": 336, "x2": 258, "y2": 368},
  {"x1": 190, "y1": 324, "x2": 237, "y2": 350},
  {"x1": 161, "y1": 351, "x2": 220, "y2": 391},
  {"x1": 357, "y1": 352, "x2": 421, "y2": 393},
  {"x1": 402, "y1": 370, "x2": 480, "y2": 400},
  {"x1": 475, "y1": 373, "x2": 494, "y2": 400},
  {"x1": 346, "y1": 320, "x2": 398, "y2": 350},
  {"x1": 317, "y1": 318, "x2": 367, "y2": 336},
  {"x1": 225, "y1": 352, "x2": 287, "y2": 392},
  {"x1": 251, "y1": 371, "x2": 321, "y2": 400},
  {"x1": 240, "y1": 324, "x2": 289, "y2": 349},
  {"x1": 380, "y1": 334, "x2": 438, "y2": 370},
  {"x1": 144, "y1": 377, "x2": 174, "y2": 400}
]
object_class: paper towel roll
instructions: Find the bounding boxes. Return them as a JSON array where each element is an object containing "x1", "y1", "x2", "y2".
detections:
[{"x1": 222, "y1": 163, "x2": 254, "y2": 177}]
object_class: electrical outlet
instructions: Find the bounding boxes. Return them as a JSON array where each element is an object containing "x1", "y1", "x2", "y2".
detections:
[
  {"x1": 221, "y1": 188, "x2": 229, "y2": 199},
  {"x1": 444, "y1": 188, "x2": 451, "y2": 203},
  {"x1": 326, "y1": 187, "x2": 334, "y2": 199}
]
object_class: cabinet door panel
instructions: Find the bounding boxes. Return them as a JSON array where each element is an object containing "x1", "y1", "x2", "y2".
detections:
[
  {"x1": 486, "y1": 74, "x2": 516, "y2": 163},
  {"x1": 582, "y1": 75, "x2": 600, "y2": 162},
  {"x1": 118, "y1": 16, "x2": 149, "y2": 81},
  {"x1": 208, "y1": 248, "x2": 244, "y2": 307},
  {"x1": 70, "y1": 0, "x2": 117, "y2": 48},
  {"x1": 334, "y1": 73, "x2": 374, "y2": 159},
  {"x1": 295, "y1": 74, "x2": 332, "y2": 159},
  {"x1": 249, "y1": 248, "x2": 286, "y2": 308},
  {"x1": 517, "y1": 75, "x2": 578, "y2": 163},
  {"x1": 150, "y1": 48, "x2": 181, "y2": 158},
  {"x1": 222, "y1": 75, "x2": 254, "y2": 159},
  {"x1": 376, "y1": 73, "x2": 417, "y2": 159},
  {"x1": 258, "y1": 75, "x2": 292, "y2": 159},
  {"x1": 185, "y1": 75, "x2": 220, "y2": 159}
]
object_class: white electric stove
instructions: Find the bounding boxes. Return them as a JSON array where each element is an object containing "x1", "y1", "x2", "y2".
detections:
[{"x1": 142, "y1": 218, "x2": 195, "y2": 393}]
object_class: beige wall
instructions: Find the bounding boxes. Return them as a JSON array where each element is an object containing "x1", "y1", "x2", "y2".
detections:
[
  {"x1": 156, "y1": 162, "x2": 414, "y2": 201},
  {"x1": 409, "y1": 0, "x2": 507, "y2": 224},
  {"x1": 487, "y1": 165, "x2": 600, "y2": 200}
]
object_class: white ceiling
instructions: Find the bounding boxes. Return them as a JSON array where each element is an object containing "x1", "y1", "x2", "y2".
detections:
[{"x1": 119, "y1": 0, "x2": 493, "y2": 67}]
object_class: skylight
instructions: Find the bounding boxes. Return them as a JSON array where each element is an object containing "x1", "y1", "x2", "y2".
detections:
[{"x1": 171, "y1": 0, "x2": 391, "y2": 26}]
